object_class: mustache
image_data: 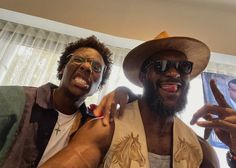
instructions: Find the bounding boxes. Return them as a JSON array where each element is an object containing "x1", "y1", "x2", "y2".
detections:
[{"x1": 156, "y1": 78, "x2": 186, "y2": 86}]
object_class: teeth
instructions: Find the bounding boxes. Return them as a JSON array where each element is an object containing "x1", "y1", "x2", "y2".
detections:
[
  {"x1": 75, "y1": 77, "x2": 89, "y2": 88},
  {"x1": 161, "y1": 84, "x2": 178, "y2": 92}
]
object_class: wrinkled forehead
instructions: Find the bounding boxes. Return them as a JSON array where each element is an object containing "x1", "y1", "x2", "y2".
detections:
[
  {"x1": 72, "y1": 47, "x2": 105, "y2": 64},
  {"x1": 148, "y1": 50, "x2": 188, "y2": 62}
]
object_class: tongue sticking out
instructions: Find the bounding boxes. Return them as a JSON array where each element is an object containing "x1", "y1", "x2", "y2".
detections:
[
  {"x1": 161, "y1": 84, "x2": 178, "y2": 92},
  {"x1": 74, "y1": 77, "x2": 89, "y2": 89}
]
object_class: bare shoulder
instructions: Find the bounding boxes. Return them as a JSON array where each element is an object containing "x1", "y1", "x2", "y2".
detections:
[{"x1": 197, "y1": 136, "x2": 220, "y2": 168}]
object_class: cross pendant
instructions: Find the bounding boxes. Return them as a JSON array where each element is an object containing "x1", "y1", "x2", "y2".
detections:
[{"x1": 55, "y1": 127, "x2": 61, "y2": 135}]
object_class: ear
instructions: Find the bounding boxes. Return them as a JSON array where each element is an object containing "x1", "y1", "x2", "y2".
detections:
[
  {"x1": 59, "y1": 68, "x2": 65, "y2": 78},
  {"x1": 61, "y1": 68, "x2": 64, "y2": 74},
  {"x1": 139, "y1": 72, "x2": 145, "y2": 84},
  {"x1": 59, "y1": 70, "x2": 63, "y2": 75}
]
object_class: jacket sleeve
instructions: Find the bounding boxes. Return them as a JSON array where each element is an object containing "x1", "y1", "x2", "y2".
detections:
[{"x1": 0, "y1": 86, "x2": 26, "y2": 165}]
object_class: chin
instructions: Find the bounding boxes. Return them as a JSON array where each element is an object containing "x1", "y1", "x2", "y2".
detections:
[
  {"x1": 164, "y1": 101, "x2": 179, "y2": 109},
  {"x1": 68, "y1": 86, "x2": 87, "y2": 98}
]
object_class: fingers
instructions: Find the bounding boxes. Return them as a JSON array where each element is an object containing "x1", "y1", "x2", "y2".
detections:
[
  {"x1": 214, "y1": 128, "x2": 231, "y2": 146},
  {"x1": 103, "y1": 107, "x2": 111, "y2": 126},
  {"x1": 90, "y1": 116, "x2": 107, "y2": 127},
  {"x1": 93, "y1": 97, "x2": 107, "y2": 117},
  {"x1": 116, "y1": 104, "x2": 125, "y2": 118},
  {"x1": 190, "y1": 105, "x2": 215, "y2": 124},
  {"x1": 96, "y1": 97, "x2": 113, "y2": 126},
  {"x1": 94, "y1": 92, "x2": 117, "y2": 125},
  {"x1": 196, "y1": 119, "x2": 236, "y2": 132},
  {"x1": 225, "y1": 115, "x2": 236, "y2": 124},
  {"x1": 190, "y1": 104, "x2": 235, "y2": 125},
  {"x1": 102, "y1": 93, "x2": 116, "y2": 123},
  {"x1": 93, "y1": 87, "x2": 130, "y2": 124},
  {"x1": 89, "y1": 115, "x2": 110, "y2": 127},
  {"x1": 203, "y1": 128, "x2": 212, "y2": 139},
  {"x1": 210, "y1": 79, "x2": 230, "y2": 108},
  {"x1": 94, "y1": 92, "x2": 116, "y2": 117}
]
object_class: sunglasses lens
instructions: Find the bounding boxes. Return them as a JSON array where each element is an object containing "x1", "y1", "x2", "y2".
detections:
[
  {"x1": 178, "y1": 61, "x2": 193, "y2": 74},
  {"x1": 153, "y1": 60, "x2": 167, "y2": 73},
  {"x1": 152, "y1": 60, "x2": 193, "y2": 75}
]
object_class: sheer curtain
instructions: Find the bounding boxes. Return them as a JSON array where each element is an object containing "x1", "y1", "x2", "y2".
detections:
[
  {"x1": 0, "y1": 20, "x2": 80, "y2": 86},
  {"x1": 0, "y1": 19, "x2": 133, "y2": 104},
  {"x1": 97, "y1": 46, "x2": 143, "y2": 101},
  {"x1": 1, "y1": 19, "x2": 236, "y2": 99},
  {"x1": 1, "y1": 19, "x2": 236, "y2": 102}
]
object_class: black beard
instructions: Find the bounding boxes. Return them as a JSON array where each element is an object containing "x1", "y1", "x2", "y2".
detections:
[{"x1": 143, "y1": 79, "x2": 189, "y2": 118}]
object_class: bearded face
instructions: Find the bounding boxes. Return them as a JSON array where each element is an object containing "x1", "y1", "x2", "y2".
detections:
[
  {"x1": 140, "y1": 50, "x2": 191, "y2": 118},
  {"x1": 143, "y1": 78, "x2": 189, "y2": 118}
]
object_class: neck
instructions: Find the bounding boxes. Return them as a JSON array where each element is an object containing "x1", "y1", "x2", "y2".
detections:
[
  {"x1": 138, "y1": 98, "x2": 173, "y2": 155},
  {"x1": 53, "y1": 88, "x2": 85, "y2": 115},
  {"x1": 138, "y1": 98, "x2": 174, "y2": 134}
]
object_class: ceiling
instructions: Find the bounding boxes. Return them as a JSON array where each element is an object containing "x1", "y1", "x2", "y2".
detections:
[{"x1": 1, "y1": 0, "x2": 236, "y2": 56}]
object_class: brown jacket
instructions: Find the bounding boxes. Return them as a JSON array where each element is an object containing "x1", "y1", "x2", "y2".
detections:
[{"x1": 0, "y1": 83, "x2": 89, "y2": 168}]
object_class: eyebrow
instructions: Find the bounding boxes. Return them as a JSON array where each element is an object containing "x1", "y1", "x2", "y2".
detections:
[{"x1": 71, "y1": 55, "x2": 100, "y2": 61}]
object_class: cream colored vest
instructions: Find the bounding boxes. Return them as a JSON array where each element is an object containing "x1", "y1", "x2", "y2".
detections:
[{"x1": 100, "y1": 101, "x2": 203, "y2": 168}]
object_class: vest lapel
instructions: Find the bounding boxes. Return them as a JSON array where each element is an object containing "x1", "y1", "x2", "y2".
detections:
[
  {"x1": 101, "y1": 101, "x2": 203, "y2": 168},
  {"x1": 173, "y1": 117, "x2": 203, "y2": 168},
  {"x1": 102, "y1": 100, "x2": 149, "y2": 168}
]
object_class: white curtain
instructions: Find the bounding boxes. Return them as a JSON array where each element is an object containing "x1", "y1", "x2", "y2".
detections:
[
  {"x1": 0, "y1": 19, "x2": 133, "y2": 104},
  {"x1": 1, "y1": 19, "x2": 236, "y2": 106},
  {"x1": 0, "y1": 20, "x2": 80, "y2": 86},
  {"x1": 206, "y1": 61, "x2": 236, "y2": 76}
]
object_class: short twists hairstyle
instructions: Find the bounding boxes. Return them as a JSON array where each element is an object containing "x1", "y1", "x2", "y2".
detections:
[{"x1": 57, "y1": 35, "x2": 113, "y2": 88}]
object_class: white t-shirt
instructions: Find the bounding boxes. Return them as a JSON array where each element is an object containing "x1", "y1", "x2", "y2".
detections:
[
  {"x1": 148, "y1": 152, "x2": 170, "y2": 168},
  {"x1": 37, "y1": 111, "x2": 77, "y2": 167}
]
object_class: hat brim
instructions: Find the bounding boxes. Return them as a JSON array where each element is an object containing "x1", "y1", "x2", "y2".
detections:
[{"x1": 123, "y1": 37, "x2": 210, "y2": 87}]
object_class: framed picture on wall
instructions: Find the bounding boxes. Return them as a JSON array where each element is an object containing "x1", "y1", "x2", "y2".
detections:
[{"x1": 201, "y1": 72, "x2": 236, "y2": 149}]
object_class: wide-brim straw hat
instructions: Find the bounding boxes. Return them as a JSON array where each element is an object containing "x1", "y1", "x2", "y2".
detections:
[{"x1": 123, "y1": 31, "x2": 210, "y2": 87}]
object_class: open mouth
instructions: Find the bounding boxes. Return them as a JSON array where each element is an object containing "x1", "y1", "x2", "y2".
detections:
[
  {"x1": 74, "y1": 76, "x2": 89, "y2": 89},
  {"x1": 160, "y1": 82, "x2": 182, "y2": 93}
]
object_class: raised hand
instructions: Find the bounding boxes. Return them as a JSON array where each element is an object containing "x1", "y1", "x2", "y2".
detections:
[{"x1": 191, "y1": 79, "x2": 236, "y2": 153}]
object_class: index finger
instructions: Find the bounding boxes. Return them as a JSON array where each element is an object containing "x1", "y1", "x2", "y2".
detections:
[
  {"x1": 210, "y1": 79, "x2": 230, "y2": 108},
  {"x1": 190, "y1": 104, "x2": 233, "y2": 125},
  {"x1": 93, "y1": 96, "x2": 107, "y2": 117}
]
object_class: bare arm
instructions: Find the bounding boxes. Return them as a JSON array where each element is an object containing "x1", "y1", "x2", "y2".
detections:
[
  {"x1": 198, "y1": 136, "x2": 220, "y2": 168},
  {"x1": 40, "y1": 86, "x2": 136, "y2": 168},
  {"x1": 40, "y1": 114, "x2": 114, "y2": 168}
]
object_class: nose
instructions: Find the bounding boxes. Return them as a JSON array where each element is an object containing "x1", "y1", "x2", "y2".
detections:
[
  {"x1": 165, "y1": 67, "x2": 180, "y2": 78},
  {"x1": 78, "y1": 62, "x2": 92, "y2": 74}
]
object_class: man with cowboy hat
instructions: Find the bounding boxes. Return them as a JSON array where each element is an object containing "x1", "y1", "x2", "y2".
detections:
[
  {"x1": 40, "y1": 32, "x2": 220, "y2": 168},
  {"x1": 101, "y1": 31, "x2": 220, "y2": 168}
]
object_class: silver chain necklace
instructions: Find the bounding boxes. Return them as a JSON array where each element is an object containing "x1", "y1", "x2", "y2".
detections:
[
  {"x1": 52, "y1": 89, "x2": 76, "y2": 135},
  {"x1": 54, "y1": 114, "x2": 76, "y2": 135}
]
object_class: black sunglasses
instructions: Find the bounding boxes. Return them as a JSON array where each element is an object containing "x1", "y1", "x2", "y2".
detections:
[{"x1": 143, "y1": 60, "x2": 193, "y2": 75}]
